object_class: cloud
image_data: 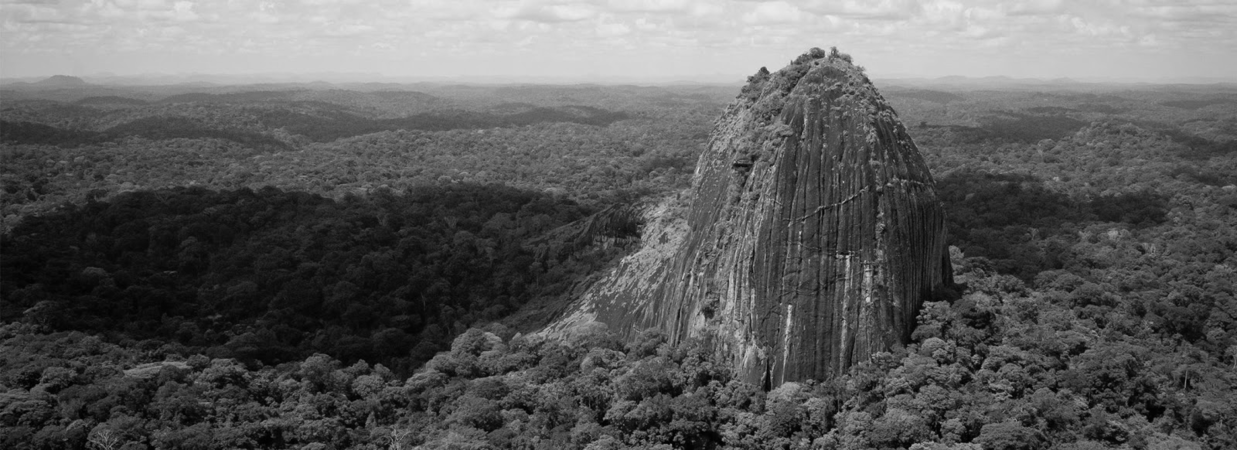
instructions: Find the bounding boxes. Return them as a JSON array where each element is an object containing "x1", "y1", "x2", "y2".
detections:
[
  {"x1": 1068, "y1": 16, "x2": 1131, "y2": 38},
  {"x1": 500, "y1": 1, "x2": 596, "y2": 23},
  {"x1": 606, "y1": 0, "x2": 693, "y2": 14},
  {"x1": 801, "y1": 0, "x2": 920, "y2": 20},
  {"x1": 0, "y1": 0, "x2": 1233, "y2": 80},
  {"x1": 742, "y1": 1, "x2": 802, "y2": 25},
  {"x1": 1125, "y1": 1, "x2": 1237, "y2": 25},
  {"x1": 917, "y1": 0, "x2": 965, "y2": 27},
  {"x1": 407, "y1": 0, "x2": 490, "y2": 21},
  {"x1": 1007, "y1": 0, "x2": 1065, "y2": 16},
  {"x1": 687, "y1": 2, "x2": 725, "y2": 18},
  {"x1": 596, "y1": 21, "x2": 631, "y2": 37},
  {"x1": 4, "y1": 1, "x2": 73, "y2": 24},
  {"x1": 317, "y1": 23, "x2": 374, "y2": 38}
]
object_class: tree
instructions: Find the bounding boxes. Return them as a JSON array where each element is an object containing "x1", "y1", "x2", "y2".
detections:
[{"x1": 973, "y1": 421, "x2": 1047, "y2": 450}]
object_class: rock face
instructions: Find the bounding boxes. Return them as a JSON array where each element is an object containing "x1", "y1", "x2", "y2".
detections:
[{"x1": 548, "y1": 48, "x2": 952, "y2": 387}]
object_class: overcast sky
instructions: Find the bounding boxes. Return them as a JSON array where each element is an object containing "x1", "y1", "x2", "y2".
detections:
[{"x1": 2, "y1": 0, "x2": 1236, "y2": 82}]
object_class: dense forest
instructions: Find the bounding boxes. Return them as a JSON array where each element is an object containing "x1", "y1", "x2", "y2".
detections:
[
  {"x1": 2, "y1": 80, "x2": 1236, "y2": 449},
  {"x1": 0, "y1": 104, "x2": 632, "y2": 147},
  {"x1": 1, "y1": 183, "x2": 635, "y2": 375},
  {"x1": 0, "y1": 84, "x2": 720, "y2": 231}
]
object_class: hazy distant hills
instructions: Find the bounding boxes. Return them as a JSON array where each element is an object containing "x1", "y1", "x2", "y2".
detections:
[
  {"x1": 33, "y1": 75, "x2": 88, "y2": 87},
  {"x1": 0, "y1": 75, "x2": 89, "y2": 90},
  {"x1": 2, "y1": 75, "x2": 1234, "y2": 173},
  {"x1": 4, "y1": 71, "x2": 1237, "y2": 88},
  {"x1": 4, "y1": 78, "x2": 1234, "y2": 161},
  {"x1": 0, "y1": 101, "x2": 632, "y2": 148},
  {"x1": 884, "y1": 74, "x2": 1237, "y2": 90},
  {"x1": 0, "y1": 81, "x2": 741, "y2": 152}
]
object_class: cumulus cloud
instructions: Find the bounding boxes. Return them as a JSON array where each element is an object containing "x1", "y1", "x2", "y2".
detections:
[
  {"x1": 607, "y1": 0, "x2": 693, "y2": 14},
  {"x1": 801, "y1": 0, "x2": 921, "y2": 20},
  {"x1": 499, "y1": 1, "x2": 596, "y2": 23},
  {"x1": 596, "y1": 21, "x2": 631, "y2": 37},
  {"x1": 1007, "y1": 0, "x2": 1065, "y2": 16},
  {"x1": 408, "y1": 0, "x2": 489, "y2": 21},
  {"x1": 742, "y1": 1, "x2": 802, "y2": 25}
]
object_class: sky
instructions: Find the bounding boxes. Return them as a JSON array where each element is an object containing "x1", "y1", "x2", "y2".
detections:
[{"x1": 2, "y1": 0, "x2": 1236, "y2": 83}]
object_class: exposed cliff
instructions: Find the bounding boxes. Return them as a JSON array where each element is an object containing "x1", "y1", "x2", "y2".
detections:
[{"x1": 548, "y1": 48, "x2": 952, "y2": 387}]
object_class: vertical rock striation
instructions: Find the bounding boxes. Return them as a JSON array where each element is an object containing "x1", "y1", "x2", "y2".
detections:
[{"x1": 547, "y1": 48, "x2": 952, "y2": 387}]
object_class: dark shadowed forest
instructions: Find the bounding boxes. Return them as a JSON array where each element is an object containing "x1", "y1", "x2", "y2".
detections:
[{"x1": 2, "y1": 79, "x2": 1236, "y2": 449}]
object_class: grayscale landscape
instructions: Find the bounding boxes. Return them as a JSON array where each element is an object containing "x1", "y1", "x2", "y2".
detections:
[{"x1": 2, "y1": 1, "x2": 1236, "y2": 449}]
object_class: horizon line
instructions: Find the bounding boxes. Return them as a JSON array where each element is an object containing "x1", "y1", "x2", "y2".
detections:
[{"x1": 4, "y1": 72, "x2": 1237, "y2": 87}]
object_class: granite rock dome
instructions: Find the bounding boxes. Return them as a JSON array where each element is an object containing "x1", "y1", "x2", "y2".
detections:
[{"x1": 549, "y1": 48, "x2": 952, "y2": 387}]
